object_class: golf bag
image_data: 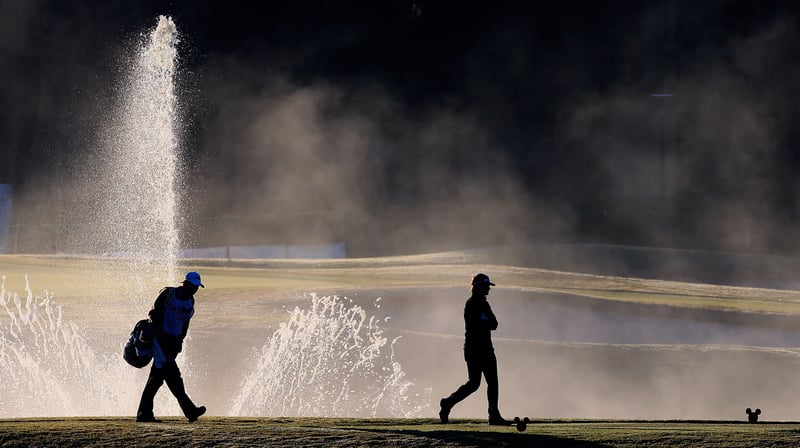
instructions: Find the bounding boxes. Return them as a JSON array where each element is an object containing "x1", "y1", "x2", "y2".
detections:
[{"x1": 123, "y1": 318, "x2": 155, "y2": 368}]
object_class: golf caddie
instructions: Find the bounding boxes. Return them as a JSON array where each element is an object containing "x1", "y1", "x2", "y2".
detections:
[
  {"x1": 136, "y1": 271, "x2": 206, "y2": 423},
  {"x1": 439, "y1": 273, "x2": 509, "y2": 425}
]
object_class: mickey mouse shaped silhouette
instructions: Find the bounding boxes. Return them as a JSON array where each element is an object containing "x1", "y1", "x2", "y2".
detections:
[{"x1": 746, "y1": 408, "x2": 761, "y2": 423}]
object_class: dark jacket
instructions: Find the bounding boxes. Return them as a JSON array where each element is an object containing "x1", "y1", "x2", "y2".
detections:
[
  {"x1": 148, "y1": 286, "x2": 195, "y2": 357},
  {"x1": 463, "y1": 294, "x2": 498, "y2": 351}
]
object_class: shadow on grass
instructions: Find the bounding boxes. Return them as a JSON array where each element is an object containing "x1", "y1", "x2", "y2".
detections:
[{"x1": 361, "y1": 427, "x2": 611, "y2": 448}]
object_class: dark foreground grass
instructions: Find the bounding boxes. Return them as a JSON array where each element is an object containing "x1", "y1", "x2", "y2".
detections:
[{"x1": 2, "y1": 418, "x2": 800, "y2": 448}]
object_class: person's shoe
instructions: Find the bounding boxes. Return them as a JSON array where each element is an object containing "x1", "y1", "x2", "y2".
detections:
[
  {"x1": 439, "y1": 398, "x2": 451, "y2": 424},
  {"x1": 135, "y1": 415, "x2": 162, "y2": 423},
  {"x1": 187, "y1": 405, "x2": 206, "y2": 423},
  {"x1": 488, "y1": 409, "x2": 510, "y2": 426}
]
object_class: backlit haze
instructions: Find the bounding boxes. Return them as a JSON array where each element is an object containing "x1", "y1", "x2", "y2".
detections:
[{"x1": 2, "y1": 2, "x2": 799, "y2": 260}]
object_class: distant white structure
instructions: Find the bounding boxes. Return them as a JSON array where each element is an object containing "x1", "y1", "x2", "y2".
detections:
[
  {"x1": 180, "y1": 242, "x2": 347, "y2": 259},
  {"x1": 0, "y1": 184, "x2": 10, "y2": 253}
]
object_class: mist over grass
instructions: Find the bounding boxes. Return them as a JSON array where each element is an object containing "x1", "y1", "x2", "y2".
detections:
[{"x1": 3, "y1": 248, "x2": 800, "y2": 421}]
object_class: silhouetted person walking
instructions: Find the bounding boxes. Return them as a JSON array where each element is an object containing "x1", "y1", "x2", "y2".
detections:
[
  {"x1": 439, "y1": 273, "x2": 509, "y2": 425},
  {"x1": 136, "y1": 271, "x2": 206, "y2": 423}
]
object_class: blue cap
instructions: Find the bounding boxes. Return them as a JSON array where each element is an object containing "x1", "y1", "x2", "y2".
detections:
[{"x1": 185, "y1": 271, "x2": 204, "y2": 288}]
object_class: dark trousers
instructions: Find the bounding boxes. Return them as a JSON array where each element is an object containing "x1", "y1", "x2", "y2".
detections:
[
  {"x1": 137, "y1": 357, "x2": 196, "y2": 418},
  {"x1": 445, "y1": 348, "x2": 499, "y2": 412}
]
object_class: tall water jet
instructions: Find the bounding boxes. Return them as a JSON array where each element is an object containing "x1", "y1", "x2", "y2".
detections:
[
  {"x1": 1, "y1": 15, "x2": 432, "y2": 419},
  {"x1": 86, "y1": 15, "x2": 182, "y2": 292},
  {"x1": 0, "y1": 16, "x2": 185, "y2": 417}
]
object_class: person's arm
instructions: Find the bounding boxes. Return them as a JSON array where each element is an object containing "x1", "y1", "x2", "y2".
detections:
[
  {"x1": 483, "y1": 303, "x2": 498, "y2": 331},
  {"x1": 464, "y1": 300, "x2": 481, "y2": 330},
  {"x1": 179, "y1": 298, "x2": 194, "y2": 340},
  {"x1": 465, "y1": 300, "x2": 497, "y2": 332},
  {"x1": 148, "y1": 288, "x2": 170, "y2": 333},
  {"x1": 153, "y1": 288, "x2": 170, "y2": 309}
]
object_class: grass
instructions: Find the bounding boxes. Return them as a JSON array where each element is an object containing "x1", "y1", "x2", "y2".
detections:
[
  {"x1": 1, "y1": 418, "x2": 800, "y2": 448},
  {"x1": 7, "y1": 251, "x2": 800, "y2": 340},
  {"x1": 4, "y1": 251, "x2": 800, "y2": 315}
]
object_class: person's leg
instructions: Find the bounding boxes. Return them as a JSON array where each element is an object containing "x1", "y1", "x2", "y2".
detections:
[
  {"x1": 484, "y1": 351, "x2": 499, "y2": 411},
  {"x1": 448, "y1": 356, "x2": 483, "y2": 404},
  {"x1": 137, "y1": 365, "x2": 165, "y2": 421},
  {"x1": 483, "y1": 351, "x2": 508, "y2": 425},
  {"x1": 440, "y1": 351, "x2": 484, "y2": 423},
  {"x1": 161, "y1": 359, "x2": 200, "y2": 418}
]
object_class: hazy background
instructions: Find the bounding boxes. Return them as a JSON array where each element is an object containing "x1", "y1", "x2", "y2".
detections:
[{"x1": 2, "y1": 0, "x2": 800, "y2": 257}]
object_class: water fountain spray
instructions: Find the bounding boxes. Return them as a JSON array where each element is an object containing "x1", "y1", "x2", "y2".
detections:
[
  {"x1": 90, "y1": 15, "x2": 182, "y2": 290},
  {"x1": 231, "y1": 294, "x2": 430, "y2": 417},
  {"x1": 0, "y1": 16, "x2": 429, "y2": 419},
  {"x1": 0, "y1": 16, "x2": 183, "y2": 417},
  {"x1": 0, "y1": 275, "x2": 134, "y2": 416}
]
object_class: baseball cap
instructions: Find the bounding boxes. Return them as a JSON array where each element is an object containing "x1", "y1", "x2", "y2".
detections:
[
  {"x1": 185, "y1": 271, "x2": 205, "y2": 288},
  {"x1": 471, "y1": 273, "x2": 495, "y2": 286}
]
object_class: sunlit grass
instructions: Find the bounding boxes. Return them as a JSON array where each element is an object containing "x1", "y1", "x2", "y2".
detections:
[
  {"x1": 3, "y1": 250, "x2": 800, "y2": 317},
  {"x1": 0, "y1": 417, "x2": 798, "y2": 448}
]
